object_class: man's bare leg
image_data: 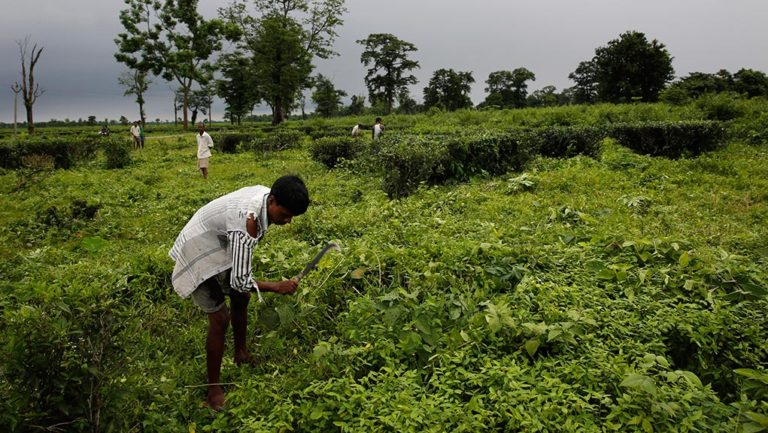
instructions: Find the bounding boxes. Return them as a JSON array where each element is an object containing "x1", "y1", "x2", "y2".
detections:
[
  {"x1": 206, "y1": 307, "x2": 230, "y2": 410},
  {"x1": 230, "y1": 291, "x2": 255, "y2": 366}
]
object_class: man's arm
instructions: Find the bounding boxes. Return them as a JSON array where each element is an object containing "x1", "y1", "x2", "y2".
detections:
[{"x1": 254, "y1": 280, "x2": 297, "y2": 295}]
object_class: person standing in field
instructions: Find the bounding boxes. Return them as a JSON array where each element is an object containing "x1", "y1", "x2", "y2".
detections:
[
  {"x1": 138, "y1": 121, "x2": 146, "y2": 149},
  {"x1": 196, "y1": 122, "x2": 214, "y2": 179},
  {"x1": 129, "y1": 121, "x2": 141, "y2": 149},
  {"x1": 372, "y1": 117, "x2": 384, "y2": 140},
  {"x1": 169, "y1": 174, "x2": 309, "y2": 411},
  {"x1": 351, "y1": 123, "x2": 362, "y2": 137}
]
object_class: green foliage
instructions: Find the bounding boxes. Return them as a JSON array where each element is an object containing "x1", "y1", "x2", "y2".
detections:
[
  {"x1": 357, "y1": 33, "x2": 420, "y2": 113},
  {"x1": 480, "y1": 68, "x2": 537, "y2": 108},
  {"x1": 529, "y1": 125, "x2": 605, "y2": 158},
  {"x1": 0, "y1": 136, "x2": 99, "y2": 169},
  {"x1": 255, "y1": 128, "x2": 306, "y2": 152},
  {"x1": 213, "y1": 132, "x2": 261, "y2": 153},
  {"x1": 578, "y1": 31, "x2": 675, "y2": 103},
  {"x1": 102, "y1": 137, "x2": 133, "y2": 168},
  {"x1": 423, "y1": 68, "x2": 475, "y2": 111},
  {"x1": 609, "y1": 121, "x2": 725, "y2": 157},
  {"x1": 695, "y1": 92, "x2": 749, "y2": 121},
  {"x1": 1, "y1": 102, "x2": 767, "y2": 432},
  {"x1": 309, "y1": 136, "x2": 366, "y2": 168},
  {"x1": 311, "y1": 74, "x2": 347, "y2": 117}
]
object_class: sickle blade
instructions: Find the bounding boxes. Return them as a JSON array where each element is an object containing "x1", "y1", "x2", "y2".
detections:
[{"x1": 294, "y1": 242, "x2": 340, "y2": 282}]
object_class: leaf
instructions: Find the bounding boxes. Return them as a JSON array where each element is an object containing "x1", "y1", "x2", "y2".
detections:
[
  {"x1": 679, "y1": 251, "x2": 690, "y2": 268},
  {"x1": 350, "y1": 267, "x2": 366, "y2": 279},
  {"x1": 81, "y1": 236, "x2": 108, "y2": 254},
  {"x1": 524, "y1": 338, "x2": 540, "y2": 357},
  {"x1": 597, "y1": 268, "x2": 615, "y2": 280},
  {"x1": 312, "y1": 341, "x2": 331, "y2": 361},
  {"x1": 621, "y1": 373, "x2": 657, "y2": 396}
]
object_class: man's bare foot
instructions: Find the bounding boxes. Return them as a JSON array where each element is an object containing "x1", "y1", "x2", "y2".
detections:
[
  {"x1": 205, "y1": 387, "x2": 226, "y2": 411},
  {"x1": 234, "y1": 351, "x2": 259, "y2": 367}
]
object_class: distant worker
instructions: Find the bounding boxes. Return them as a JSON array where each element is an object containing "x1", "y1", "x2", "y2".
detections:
[
  {"x1": 138, "y1": 121, "x2": 146, "y2": 149},
  {"x1": 100, "y1": 124, "x2": 110, "y2": 136},
  {"x1": 129, "y1": 121, "x2": 141, "y2": 149},
  {"x1": 372, "y1": 117, "x2": 384, "y2": 140},
  {"x1": 351, "y1": 123, "x2": 362, "y2": 137},
  {"x1": 196, "y1": 122, "x2": 214, "y2": 179}
]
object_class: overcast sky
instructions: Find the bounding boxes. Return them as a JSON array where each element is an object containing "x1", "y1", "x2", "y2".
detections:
[{"x1": 1, "y1": 0, "x2": 766, "y2": 123}]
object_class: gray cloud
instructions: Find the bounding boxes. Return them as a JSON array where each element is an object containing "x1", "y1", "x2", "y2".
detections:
[{"x1": 1, "y1": 0, "x2": 767, "y2": 122}]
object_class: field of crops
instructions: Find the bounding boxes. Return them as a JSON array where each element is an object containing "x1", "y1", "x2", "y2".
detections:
[{"x1": 1, "y1": 101, "x2": 767, "y2": 432}]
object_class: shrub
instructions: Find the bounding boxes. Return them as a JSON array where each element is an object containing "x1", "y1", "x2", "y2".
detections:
[
  {"x1": 213, "y1": 133, "x2": 260, "y2": 153},
  {"x1": 378, "y1": 135, "x2": 450, "y2": 199},
  {"x1": 608, "y1": 121, "x2": 725, "y2": 158},
  {"x1": 103, "y1": 138, "x2": 132, "y2": 169},
  {"x1": 694, "y1": 92, "x2": 748, "y2": 121},
  {"x1": 378, "y1": 131, "x2": 536, "y2": 198},
  {"x1": 310, "y1": 136, "x2": 366, "y2": 168},
  {"x1": 445, "y1": 130, "x2": 533, "y2": 179},
  {"x1": 0, "y1": 137, "x2": 100, "y2": 169},
  {"x1": 528, "y1": 125, "x2": 605, "y2": 158},
  {"x1": 258, "y1": 128, "x2": 305, "y2": 152}
]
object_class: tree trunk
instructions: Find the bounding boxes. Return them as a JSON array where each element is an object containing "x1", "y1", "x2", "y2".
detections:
[
  {"x1": 272, "y1": 99, "x2": 285, "y2": 125},
  {"x1": 182, "y1": 90, "x2": 190, "y2": 129},
  {"x1": 25, "y1": 104, "x2": 34, "y2": 134}
]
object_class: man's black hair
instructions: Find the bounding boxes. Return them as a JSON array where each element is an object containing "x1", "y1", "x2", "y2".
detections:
[{"x1": 271, "y1": 174, "x2": 309, "y2": 215}]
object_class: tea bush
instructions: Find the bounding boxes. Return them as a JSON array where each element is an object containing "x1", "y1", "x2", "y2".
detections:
[
  {"x1": 102, "y1": 137, "x2": 133, "y2": 168},
  {"x1": 256, "y1": 128, "x2": 306, "y2": 152},
  {"x1": 309, "y1": 136, "x2": 367, "y2": 168},
  {"x1": 609, "y1": 121, "x2": 725, "y2": 157},
  {"x1": 0, "y1": 136, "x2": 100, "y2": 169}
]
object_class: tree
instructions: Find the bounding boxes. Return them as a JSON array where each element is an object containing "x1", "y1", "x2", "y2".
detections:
[
  {"x1": 15, "y1": 36, "x2": 45, "y2": 134},
  {"x1": 733, "y1": 68, "x2": 768, "y2": 98},
  {"x1": 568, "y1": 60, "x2": 598, "y2": 104},
  {"x1": 527, "y1": 85, "x2": 559, "y2": 107},
  {"x1": 250, "y1": 14, "x2": 313, "y2": 124},
  {"x1": 357, "y1": 33, "x2": 420, "y2": 114},
  {"x1": 396, "y1": 89, "x2": 418, "y2": 114},
  {"x1": 661, "y1": 70, "x2": 733, "y2": 103},
  {"x1": 115, "y1": 0, "x2": 236, "y2": 128},
  {"x1": 480, "y1": 68, "x2": 535, "y2": 108},
  {"x1": 216, "y1": 52, "x2": 259, "y2": 125},
  {"x1": 423, "y1": 68, "x2": 474, "y2": 111},
  {"x1": 188, "y1": 86, "x2": 215, "y2": 125},
  {"x1": 346, "y1": 94, "x2": 366, "y2": 115},
  {"x1": 576, "y1": 31, "x2": 674, "y2": 103},
  {"x1": 311, "y1": 74, "x2": 347, "y2": 117},
  {"x1": 220, "y1": 0, "x2": 347, "y2": 125},
  {"x1": 118, "y1": 69, "x2": 152, "y2": 124}
]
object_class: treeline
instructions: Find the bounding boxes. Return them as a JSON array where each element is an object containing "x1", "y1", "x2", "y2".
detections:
[{"x1": 108, "y1": 0, "x2": 768, "y2": 128}]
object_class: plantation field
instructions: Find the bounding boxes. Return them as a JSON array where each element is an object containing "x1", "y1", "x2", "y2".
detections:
[{"x1": 1, "y1": 103, "x2": 767, "y2": 432}]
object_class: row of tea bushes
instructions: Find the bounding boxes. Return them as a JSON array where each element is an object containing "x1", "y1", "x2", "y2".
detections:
[{"x1": 310, "y1": 121, "x2": 726, "y2": 198}]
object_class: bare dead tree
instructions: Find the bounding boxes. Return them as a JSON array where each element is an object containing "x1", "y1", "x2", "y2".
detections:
[
  {"x1": 17, "y1": 36, "x2": 45, "y2": 134},
  {"x1": 10, "y1": 83, "x2": 22, "y2": 139}
]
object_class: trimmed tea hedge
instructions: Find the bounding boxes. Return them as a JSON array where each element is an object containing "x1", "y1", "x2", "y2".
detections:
[
  {"x1": 310, "y1": 136, "x2": 367, "y2": 168},
  {"x1": 0, "y1": 136, "x2": 100, "y2": 169},
  {"x1": 609, "y1": 121, "x2": 725, "y2": 158}
]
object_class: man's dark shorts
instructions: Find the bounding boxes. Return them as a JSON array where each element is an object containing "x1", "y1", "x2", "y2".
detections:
[{"x1": 190, "y1": 270, "x2": 235, "y2": 313}]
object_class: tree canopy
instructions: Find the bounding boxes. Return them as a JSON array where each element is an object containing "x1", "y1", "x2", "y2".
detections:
[
  {"x1": 423, "y1": 69, "x2": 474, "y2": 111},
  {"x1": 573, "y1": 31, "x2": 675, "y2": 103},
  {"x1": 311, "y1": 74, "x2": 347, "y2": 117},
  {"x1": 357, "y1": 33, "x2": 420, "y2": 114},
  {"x1": 480, "y1": 68, "x2": 536, "y2": 109}
]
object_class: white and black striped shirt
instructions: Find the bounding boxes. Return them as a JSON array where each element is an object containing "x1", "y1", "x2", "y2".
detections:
[{"x1": 170, "y1": 186, "x2": 270, "y2": 302}]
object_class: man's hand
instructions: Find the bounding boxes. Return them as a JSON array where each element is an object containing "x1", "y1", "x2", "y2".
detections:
[{"x1": 272, "y1": 279, "x2": 298, "y2": 295}]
